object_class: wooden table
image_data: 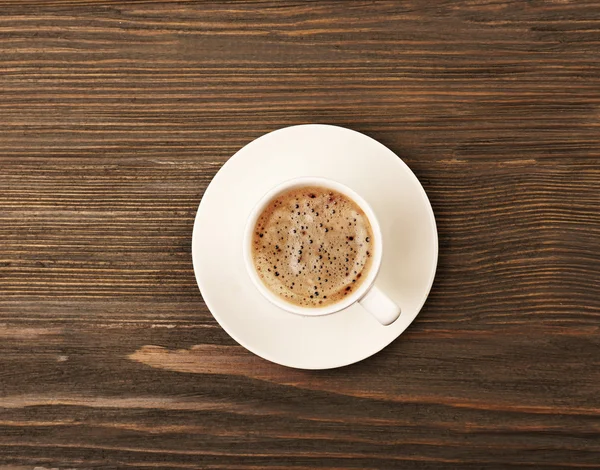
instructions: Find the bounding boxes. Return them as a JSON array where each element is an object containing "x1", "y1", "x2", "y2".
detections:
[{"x1": 1, "y1": 1, "x2": 599, "y2": 468}]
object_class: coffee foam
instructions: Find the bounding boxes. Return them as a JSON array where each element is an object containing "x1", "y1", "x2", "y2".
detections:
[{"x1": 251, "y1": 186, "x2": 374, "y2": 308}]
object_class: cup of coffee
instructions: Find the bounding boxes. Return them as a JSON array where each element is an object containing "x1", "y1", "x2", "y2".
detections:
[{"x1": 243, "y1": 177, "x2": 400, "y2": 325}]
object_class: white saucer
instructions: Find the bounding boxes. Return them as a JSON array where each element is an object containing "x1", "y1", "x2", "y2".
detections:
[{"x1": 192, "y1": 124, "x2": 438, "y2": 370}]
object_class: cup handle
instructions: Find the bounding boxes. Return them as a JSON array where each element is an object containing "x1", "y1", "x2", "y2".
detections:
[{"x1": 359, "y1": 285, "x2": 401, "y2": 326}]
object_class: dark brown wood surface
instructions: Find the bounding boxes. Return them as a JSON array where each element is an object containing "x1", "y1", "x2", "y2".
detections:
[{"x1": 1, "y1": 1, "x2": 599, "y2": 468}]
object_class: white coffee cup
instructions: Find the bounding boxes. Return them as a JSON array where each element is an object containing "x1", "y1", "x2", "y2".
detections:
[{"x1": 243, "y1": 177, "x2": 400, "y2": 326}]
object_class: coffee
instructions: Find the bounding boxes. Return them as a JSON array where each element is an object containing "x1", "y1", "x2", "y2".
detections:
[{"x1": 251, "y1": 186, "x2": 374, "y2": 308}]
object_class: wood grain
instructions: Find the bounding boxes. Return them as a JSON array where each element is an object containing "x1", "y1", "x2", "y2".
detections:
[{"x1": 1, "y1": 1, "x2": 599, "y2": 468}]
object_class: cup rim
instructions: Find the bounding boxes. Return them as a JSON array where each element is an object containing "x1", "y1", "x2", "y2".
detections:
[{"x1": 243, "y1": 176, "x2": 383, "y2": 316}]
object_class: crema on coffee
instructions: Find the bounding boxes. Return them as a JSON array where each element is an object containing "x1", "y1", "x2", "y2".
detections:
[{"x1": 251, "y1": 186, "x2": 374, "y2": 308}]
